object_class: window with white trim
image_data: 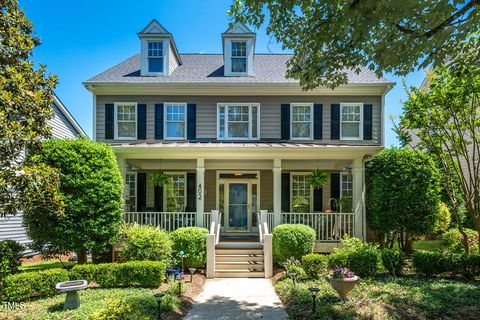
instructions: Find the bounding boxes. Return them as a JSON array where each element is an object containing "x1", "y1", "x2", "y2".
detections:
[
  {"x1": 291, "y1": 103, "x2": 313, "y2": 139},
  {"x1": 231, "y1": 41, "x2": 247, "y2": 73},
  {"x1": 125, "y1": 172, "x2": 136, "y2": 212},
  {"x1": 164, "y1": 103, "x2": 186, "y2": 139},
  {"x1": 340, "y1": 103, "x2": 363, "y2": 140},
  {"x1": 115, "y1": 103, "x2": 137, "y2": 139},
  {"x1": 217, "y1": 103, "x2": 259, "y2": 140},
  {"x1": 164, "y1": 173, "x2": 186, "y2": 212},
  {"x1": 290, "y1": 173, "x2": 312, "y2": 213},
  {"x1": 148, "y1": 41, "x2": 163, "y2": 73}
]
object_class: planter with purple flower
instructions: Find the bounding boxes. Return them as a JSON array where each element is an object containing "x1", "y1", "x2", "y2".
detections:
[{"x1": 326, "y1": 268, "x2": 359, "y2": 299}]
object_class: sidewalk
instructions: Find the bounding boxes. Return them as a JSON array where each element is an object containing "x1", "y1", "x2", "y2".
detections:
[{"x1": 185, "y1": 278, "x2": 288, "y2": 320}]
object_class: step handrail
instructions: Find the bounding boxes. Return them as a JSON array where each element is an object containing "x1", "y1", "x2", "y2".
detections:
[{"x1": 258, "y1": 210, "x2": 273, "y2": 278}]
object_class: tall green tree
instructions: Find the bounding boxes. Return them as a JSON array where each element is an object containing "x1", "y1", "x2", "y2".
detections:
[
  {"x1": 396, "y1": 38, "x2": 480, "y2": 253},
  {"x1": 366, "y1": 148, "x2": 442, "y2": 253},
  {"x1": 25, "y1": 139, "x2": 124, "y2": 263},
  {"x1": 0, "y1": 0, "x2": 58, "y2": 216},
  {"x1": 229, "y1": 0, "x2": 479, "y2": 89}
]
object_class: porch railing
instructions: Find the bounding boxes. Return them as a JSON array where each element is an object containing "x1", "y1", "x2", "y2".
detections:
[
  {"x1": 280, "y1": 212, "x2": 355, "y2": 242},
  {"x1": 124, "y1": 212, "x2": 211, "y2": 231}
]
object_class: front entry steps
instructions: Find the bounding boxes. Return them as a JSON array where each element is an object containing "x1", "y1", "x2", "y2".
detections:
[{"x1": 215, "y1": 242, "x2": 265, "y2": 278}]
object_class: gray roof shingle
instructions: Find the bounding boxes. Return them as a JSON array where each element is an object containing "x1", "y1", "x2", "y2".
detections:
[{"x1": 86, "y1": 54, "x2": 393, "y2": 84}]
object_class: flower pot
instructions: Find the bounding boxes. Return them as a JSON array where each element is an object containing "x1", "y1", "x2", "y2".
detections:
[{"x1": 326, "y1": 276, "x2": 359, "y2": 299}]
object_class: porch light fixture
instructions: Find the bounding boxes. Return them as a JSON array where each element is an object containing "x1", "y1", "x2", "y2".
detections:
[
  {"x1": 153, "y1": 292, "x2": 165, "y2": 320},
  {"x1": 234, "y1": 172, "x2": 243, "y2": 176},
  {"x1": 308, "y1": 287, "x2": 320, "y2": 314}
]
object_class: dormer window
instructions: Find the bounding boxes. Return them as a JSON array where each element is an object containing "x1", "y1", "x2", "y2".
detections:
[
  {"x1": 231, "y1": 41, "x2": 247, "y2": 73},
  {"x1": 148, "y1": 41, "x2": 163, "y2": 73}
]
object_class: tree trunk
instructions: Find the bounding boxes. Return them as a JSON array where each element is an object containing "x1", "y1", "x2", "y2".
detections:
[
  {"x1": 76, "y1": 250, "x2": 88, "y2": 264},
  {"x1": 405, "y1": 238, "x2": 414, "y2": 256}
]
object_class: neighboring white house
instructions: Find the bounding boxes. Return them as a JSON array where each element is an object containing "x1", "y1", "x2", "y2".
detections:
[
  {"x1": 0, "y1": 93, "x2": 85, "y2": 256},
  {"x1": 84, "y1": 20, "x2": 394, "y2": 277}
]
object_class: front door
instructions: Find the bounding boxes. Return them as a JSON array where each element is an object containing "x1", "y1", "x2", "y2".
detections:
[{"x1": 226, "y1": 182, "x2": 249, "y2": 231}]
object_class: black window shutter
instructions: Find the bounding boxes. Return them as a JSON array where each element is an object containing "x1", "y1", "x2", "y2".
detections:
[
  {"x1": 155, "y1": 104, "x2": 164, "y2": 139},
  {"x1": 281, "y1": 173, "x2": 290, "y2": 212},
  {"x1": 105, "y1": 104, "x2": 114, "y2": 139},
  {"x1": 330, "y1": 173, "x2": 340, "y2": 211},
  {"x1": 281, "y1": 104, "x2": 290, "y2": 140},
  {"x1": 313, "y1": 104, "x2": 323, "y2": 139},
  {"x1": 137, "y1": 104, "x2": 147, "y2": 140},
  {"x1": 186, "y1": 172, "x2": 196, "y2": 212},
  {"x1": 363, "y1": 104, "x2": 373, "y2": 140},
  {"x1": 154, "y1": 185, "x2": 163, "y2": 212},
  {"x1": 331, "y1": 104, "x2": 340, "y2": 140},
  {"x1": 137, "y1": 173, "x2": 147, "y2": 212},
  {"x1": 313, "y1": 188, "x2": 323, "y2": 212},
  {"x1": 187, "y1": 104, "x2": 196, "y2": 140}
]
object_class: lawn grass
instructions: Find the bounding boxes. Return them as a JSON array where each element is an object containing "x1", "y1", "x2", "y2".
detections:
[
  {"x1": 20, "y1": 260, "x2": 77, "y2": 272},
  {"x1": 274, "y1": 274, "x2": 480, "y2": 319},
  {"x1": 413, "y1": 240, "x2": 443, "y2": 252}
]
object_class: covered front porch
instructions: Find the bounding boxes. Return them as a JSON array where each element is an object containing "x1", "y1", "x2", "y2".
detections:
[{"x1": 115, "y1": 142, "x2": 378, "y2": 250}]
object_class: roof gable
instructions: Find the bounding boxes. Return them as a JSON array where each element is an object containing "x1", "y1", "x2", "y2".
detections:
[
  {"x1": 138, "y1": 19, "x2": 169, "y2": 35},
  {"x1": 223, "y1": 22, "x2": 254, "y2": 35}
]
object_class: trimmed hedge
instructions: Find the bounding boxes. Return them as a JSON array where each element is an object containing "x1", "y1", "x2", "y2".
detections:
[
  {"x1": 169, "y1": 227, "x2": 208, "y2": 268},
  {"x1": 460, "y1": 254, "x2": 480, "y2": 279},
  {"x1": 272, "y1": 224, "x2": 316, "y2": 264},
  {"x1": 381, "y1": 249, "x2": 405, "y2": 276},
  {"x1": 412, "y1": 251, "x2": 454, "y2": 276},
  {"x1": 121, "y1": 224, "x2": 172, "y2": 262},
  {"x1": 301, "y1": 253, "x2": 328, "y2": 279},
  {"x1": 1, "y1": 268, "x2": 69, "y2": 302},
  {"x1": 70, "y1": 261, "x2": 166, "y2": 288},
  {"x1": 0, "y1": 240, "x2": 24, "y2": 280}
]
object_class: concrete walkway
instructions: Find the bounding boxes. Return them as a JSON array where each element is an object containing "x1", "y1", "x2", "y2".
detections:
[{"x1": 185, "y1": 278, "x2": 288, "y2": 320}]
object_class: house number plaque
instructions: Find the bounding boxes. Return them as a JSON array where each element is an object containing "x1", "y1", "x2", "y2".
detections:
[{"x1": 197, "y1": 183, "x2": 203, "y2": 200}]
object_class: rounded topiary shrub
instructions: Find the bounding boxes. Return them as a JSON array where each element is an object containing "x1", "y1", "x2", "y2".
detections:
[
  {"x1": 272, "y1": 224, "x2": 316, "y2": 264},
  {"x1": 0, "y1": 240, "x2": 24, "y2": 281},
  {"x1": 301, "y1": 253, "x2": 328, "y2": 279},
  {"x1": 411, "y1": 251, "x2": 454, "y2": 276},
  {"x1": 381, "y1": 249, "x2": 405, "y2": 276},
  {"x1": 120, "y1": 223, "x2": 172, "y2": 262},
  {"x1": 170, "y1": 227, "x2": 209, "y2": 269}
]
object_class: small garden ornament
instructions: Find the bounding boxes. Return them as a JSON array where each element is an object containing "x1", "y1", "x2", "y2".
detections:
[
  {"x1": 326, "y1": 268, "x2": 359, "y2": 299},
  {"x1": 55, "y1": 280, "x2": 88, "y2": 310},
  {"x1": 285, "y1": 258, "x2": 302, "y2": 287}
]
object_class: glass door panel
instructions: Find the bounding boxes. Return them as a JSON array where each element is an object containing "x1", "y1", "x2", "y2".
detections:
[{"x1": 228, "y1": 183, "x2": 248, "y2": 230}]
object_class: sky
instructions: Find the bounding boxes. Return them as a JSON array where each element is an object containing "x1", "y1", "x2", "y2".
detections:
[{"x1": 20, "y1": 0, "x2": 426, "y2": 146}]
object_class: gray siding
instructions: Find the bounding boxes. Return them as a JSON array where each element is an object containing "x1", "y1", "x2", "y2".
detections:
[
  {"x1": 96, "y1": 95, "x2": 382, "y2": 145},
  {"x1": 0, "y1": 103, "x2": 81, "y2": 255}
]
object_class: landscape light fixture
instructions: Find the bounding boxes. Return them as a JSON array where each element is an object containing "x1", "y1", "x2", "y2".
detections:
[
  {"x1": 153, "y1": 292, "x2": 165, "y2": 320},
  {"x1": 308, "y1": 287, "x2": 320, "y2": 314}
]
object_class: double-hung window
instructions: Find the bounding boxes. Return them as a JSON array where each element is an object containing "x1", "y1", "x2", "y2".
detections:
[
  {"x1": 115, "y1": 102, "x2": 137, "y2": 139},
  {"x1": 164, "y1": 103, "x2": 186, "y2": 139},
  {"x1": 125, "y1": 172, "x2": 137, "y2": 212},
  {"x1": 291, "y1": 103, "x2": 313, "y2": 140},
  {"x1": 340, "y1": 172, "x2": 353, "y2": 212},
  {"x1": 148, "y1": 41, "x2": 164, "y2": 73},
  {"x1": 164, "y1": 173, "x2": 186, "y2": 212},
  {"x1": 217, "y1": 103, "x2": 259, "y2": 140},
  {"x1": 231, "y1": 41, "x2": 247, "y2": 73},
  {"x1": 340, "y1": 103, "x2": 363, "y2": 140},
  {"x1": 290, "y1": 173, "x2": 312, "y2": 213}
]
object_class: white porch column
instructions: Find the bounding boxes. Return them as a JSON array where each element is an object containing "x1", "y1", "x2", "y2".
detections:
[
  {"x1": 196, "y1": 158, "x2": 205, "y2": 228},
  {"x1": 272, "y1": 159, "x2": 282, "y2": 227},
  {"x1": 352, "y1": 158, "x2": 364, "y2": 239}
]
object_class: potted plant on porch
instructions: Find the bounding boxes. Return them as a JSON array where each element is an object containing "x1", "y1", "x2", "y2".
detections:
[{"x1": 326, "y1": 267, "x2": 359, "y2": 299}]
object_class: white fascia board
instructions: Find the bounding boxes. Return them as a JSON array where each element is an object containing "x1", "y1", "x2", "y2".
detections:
[{"x1": 52, "y1": 93, "x2": 86, "y2": 136}]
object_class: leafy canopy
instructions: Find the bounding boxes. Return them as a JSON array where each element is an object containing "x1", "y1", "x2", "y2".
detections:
[
  {"x1": 0, "y1": 0, "x2": 58, "y2": 216},
  {"x1": 396, "y1": 38, "x2": 480, "y2": 248},
  {"x1": 366, "y1": 148, "x2": 442, "y2": 251},
  {"x1": 24, "y1": 138, "x2": 123, "y2": 261},
  {"x1": 229, "y1": 0, "x2": 480, "y2": 89}
]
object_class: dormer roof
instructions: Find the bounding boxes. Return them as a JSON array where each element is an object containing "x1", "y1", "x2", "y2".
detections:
[
  {"x1": 137, "y1": 19, "x2": 182, "y2": 65},
  {"x1": 222, "y1": 21, "x2": 255, "y2": 35}
]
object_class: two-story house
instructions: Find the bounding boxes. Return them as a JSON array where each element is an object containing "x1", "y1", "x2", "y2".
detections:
[{"x1": 84, "y1": 20, "x2": 394, "y2": 277}]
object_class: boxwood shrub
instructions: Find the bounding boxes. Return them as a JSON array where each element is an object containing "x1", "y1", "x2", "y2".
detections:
[
  {"x1": 0, "y1": 240, "x2": 24, "y2": 280},
  {"x1": 381, "y1": 249, "x2": 405, "y2": 276},
  {"x1": 120, "y1": 224, "x2": 172, "y2": 262},
  {"x1": 411, "y1": 251, "x2": 454, "y2": 276},
  {"x1": 328, "y1": 236, "x2": 380, "y2": 278},
  {"x1": 70, "y1": 261, "x2": 166, "y2": 288},
  {"x1": 301, "y1": 253, "x2": 328, "y2": 279},
  {"x1": 1, "y1": 268, "x2": 69, "y2": 302},
  {"x1": 272, "y1": 224, "x2": 316, "y2": 264},
  {"x1": 459, "y1": 253, "x2": 480, "y2": 279},
  {"x1": 169, "y1": 227, "x2": 208, "y2": 268}
]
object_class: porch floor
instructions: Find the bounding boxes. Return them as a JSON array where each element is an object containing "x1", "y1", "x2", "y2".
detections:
[{"x1": 219, "y1": 235, "x2": 260, "y2": 242}]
